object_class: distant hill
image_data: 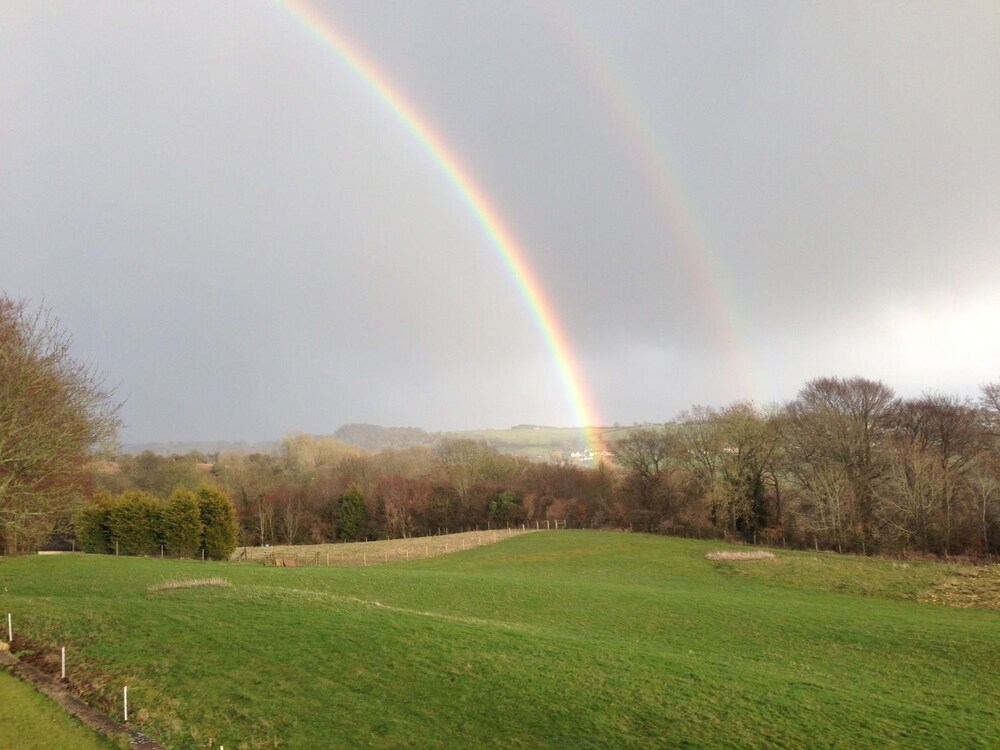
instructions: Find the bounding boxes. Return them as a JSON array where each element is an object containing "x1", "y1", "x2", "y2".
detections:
[
  {"x1": 120, "y1": 440, "x2": 280, "y2": 457},
  {"x1": 333, "y1": 423, "x2": 595, "y2": 458},
  {"x1": 333, "y1": 424, "x2": 433, "y2": 452},
  {"x1": 122, "y1": 424, "x2": 627, "y2": 461}
]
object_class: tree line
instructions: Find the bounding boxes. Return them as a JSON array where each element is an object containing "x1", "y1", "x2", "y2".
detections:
[
  {"x1": 617, "y1": 376, "x2": 999, "y2": 557},
  {"x1": 2, "y1": 295, "x2": 997, "y2": 559},
  {"x1": 91, "y1": 374, "x2": 998, "y2": 559}
]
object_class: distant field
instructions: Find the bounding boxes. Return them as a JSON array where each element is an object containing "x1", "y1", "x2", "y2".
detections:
[
  {"x1": 442, "y1": 424, "x2": 638, "y2": 457},
  {"x1": 442, "y1": 426, "x2": 588, "y2": 456},
  {"x1": 1, "y1": 532, "x2": 998, "y2": 749}
]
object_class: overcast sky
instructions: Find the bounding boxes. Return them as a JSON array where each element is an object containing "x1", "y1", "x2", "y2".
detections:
[{"x1": 3, "y1": 1, "x2": 999, "y2": 443}]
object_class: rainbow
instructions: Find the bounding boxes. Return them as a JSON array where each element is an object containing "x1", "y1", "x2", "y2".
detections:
[
  {"x1": 548, "y1": 3, "x2": 763, "y2": 404},
  {"x1": 275, "y1": 1, "x2": 604, "y2": 452}
]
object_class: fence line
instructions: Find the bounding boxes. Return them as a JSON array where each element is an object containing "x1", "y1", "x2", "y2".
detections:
[{"x1": 236, "y1": 528, "x2": 538, "y2": 568}]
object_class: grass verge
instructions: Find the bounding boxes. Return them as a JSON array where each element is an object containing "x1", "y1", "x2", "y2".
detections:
[{"x1": 0, "y1": 668, "x2": 121, "y2": 749}]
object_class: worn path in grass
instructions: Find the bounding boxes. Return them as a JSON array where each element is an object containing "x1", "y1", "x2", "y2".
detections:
[{"x1": 1, "y1": 531, "x2": 998, "y2": 749}]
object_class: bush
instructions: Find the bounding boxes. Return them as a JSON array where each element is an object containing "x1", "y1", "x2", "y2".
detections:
[
  {"x1": 163, "y1": 488, "x2": 203, "y2": 557},
  {"x1": 107, "y1": 491, "x2": 162, "y2": 555},
  {"x1": 198, "y1": 486, "x2": 238, "y2": 560},
  {"x1": 74, "y1": 496, "x2": 113, "y2": 553},
  {"x1": 338, "y1": 486, "x2": 368, "y2": 541}
]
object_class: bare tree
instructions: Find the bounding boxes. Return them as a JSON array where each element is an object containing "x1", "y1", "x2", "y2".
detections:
[
  {"x1": 612, "y1": 427, "x2": 676, "y2": 522},
  {"x1": 981, "y1": 378, "x2": 1000, "y2": 437},
  {"x1": 432, "y1": 438, "x2": 518, "y2": 505},
  {"x1": 678, "y1": 404, "x2": 780, "y2": 538},
  {"x1": 0, "y1": 296, "x2": 121, "y2": 553},
  {"x1": 886, "y1": 395, "x2": 982, "y2": 553},
  {"x1": 784, "y1": 377, "x2": 896, "y2": 550}
]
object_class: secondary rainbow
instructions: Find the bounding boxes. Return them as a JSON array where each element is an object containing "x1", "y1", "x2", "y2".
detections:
[
  {"x1": 276, "y1": 0, "x2": 603, "y2": 452},
  {"x1": 548, "y1": 2, "x2": 763, "y2": 404}
]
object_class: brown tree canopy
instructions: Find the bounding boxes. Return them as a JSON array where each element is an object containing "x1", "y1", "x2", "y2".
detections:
[{"x1": 0, "y1": 296, "x2": 121, "y2": 553}]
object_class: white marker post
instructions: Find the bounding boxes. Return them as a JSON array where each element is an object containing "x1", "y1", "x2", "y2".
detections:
[
  {"x1": 123, "y1": 685, "x2": 129, "y2": 722},
  {"x1": 61, "y1": 647, "x2": 66, "y2": 679},
  {"x1": 7, "y1": 613, "x2": 11, "y2": 643}
]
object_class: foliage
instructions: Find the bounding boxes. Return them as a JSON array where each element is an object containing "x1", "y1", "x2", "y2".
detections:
[
  {"x1": 0, "y1": 296, "x2": 121, "y2": 553},
  {"x1": 337, "y1": 485, "x2": 368, "y2": 541},
  {"x1": 106, "y1": 491, "x2": 162, "y2": 556},
  {"x1": 74, "y1": 494, "x2": 114, "y2": 554},
  {"x1": 198, "y1": 486, "x2": 237, "y2": 560},
  {"x1": 488, "y1": 491, "x2": 523, "y2": 524},
  {"x1": 71, "y1": 486, "x2": 235, "y2": 559},
  {"x1": 162, "y1": 488, "x2": 203, "y2": 557}
]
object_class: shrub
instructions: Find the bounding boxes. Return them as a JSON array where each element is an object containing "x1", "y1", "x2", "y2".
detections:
[
  {"x1": 74, "y1": 495, "x2": 113, "y2": 553},
  {"x1": 199, "y1": 486, "x2": 238, "y2": 560},
  {"x1": 107, "y1": 491, "x2": 162, "y2": 555},
  {"x1": 338, "y1": 486, "x2": 368, "y2": 541},
  {"x1": 163, "y1": 488, "x2": 203, "y2": 557}
]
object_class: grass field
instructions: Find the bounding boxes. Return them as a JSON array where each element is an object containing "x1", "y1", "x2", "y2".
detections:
[
  {"x1": 1, "y1": 532, "x2": 998, "y2": 749},
  {"x1": 441, "y1": 426, "x2": 588, "y2": 457},
  {"x1": 442, "y1": 424, "x2": 648, "y2": 457}
]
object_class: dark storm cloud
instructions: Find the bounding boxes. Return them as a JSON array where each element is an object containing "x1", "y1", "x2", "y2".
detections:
[{"x1": 2, "y1": 1, "x2": 997, "y2": 441}]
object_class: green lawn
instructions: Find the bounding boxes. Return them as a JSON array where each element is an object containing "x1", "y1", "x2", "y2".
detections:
[
  {"x1": 1, "y1": 532, "x2": 997, "y2": 749},
  {"x1": 0, "y1": 670, "x2": 119, "y2": 750}
]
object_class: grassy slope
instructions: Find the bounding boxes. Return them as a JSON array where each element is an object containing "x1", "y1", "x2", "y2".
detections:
[
  {"x1": 0, "y1": 670, "x2": 119, "y2": 750},
  {"x1": 1, "y1": 532, "x2": 998, "y2": 749}
]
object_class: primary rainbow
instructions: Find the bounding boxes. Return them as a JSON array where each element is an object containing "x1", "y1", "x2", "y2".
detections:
[{"x1": 276, "y1": 0, "x2": 604, "y2": 452}]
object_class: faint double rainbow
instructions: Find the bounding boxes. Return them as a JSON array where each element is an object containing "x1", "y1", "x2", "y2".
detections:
[
  {"x1": 547, "y1": 2, "x2": 762, "y2": 404},
  {"x1": 276, "y1": 0, "x2": 604, "y2": 452}
]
